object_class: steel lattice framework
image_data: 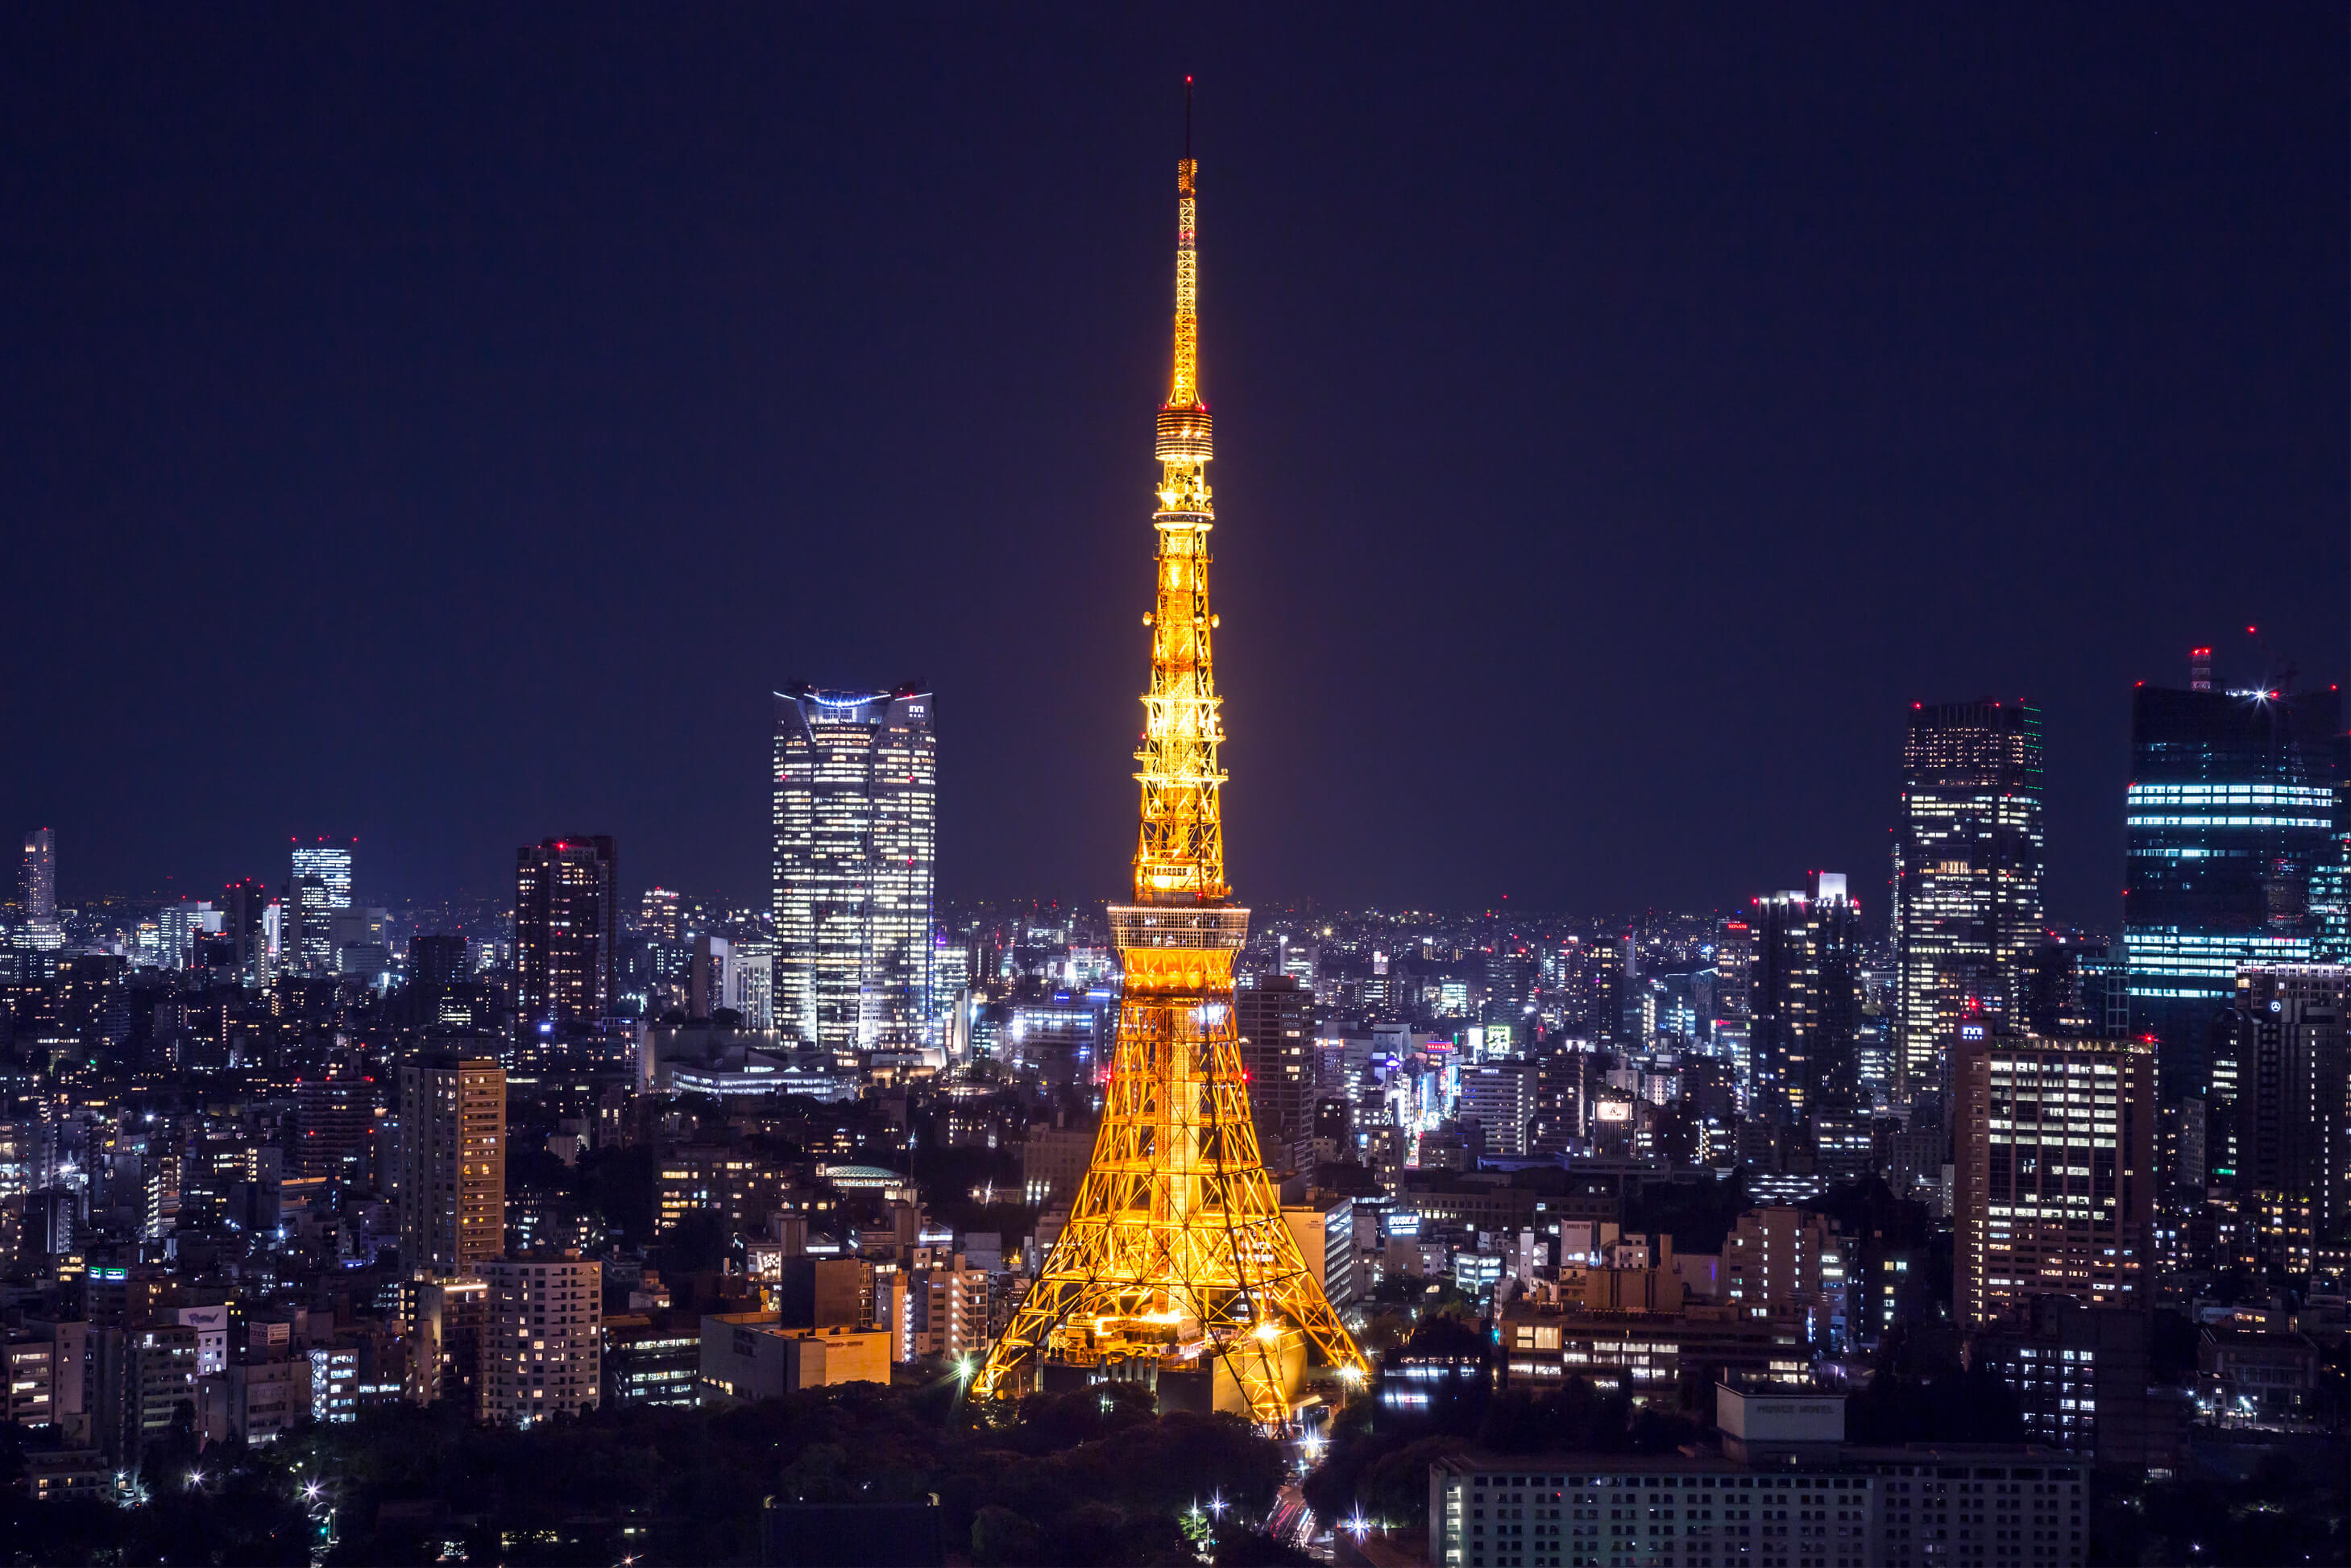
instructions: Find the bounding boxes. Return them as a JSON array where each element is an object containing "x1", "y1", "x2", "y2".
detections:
[{"x1": 976, "y1": 103, "x2": 1369, "y2": 1425}]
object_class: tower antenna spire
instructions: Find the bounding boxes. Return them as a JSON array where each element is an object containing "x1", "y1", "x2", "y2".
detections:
[{"x1": 1185, "y1": 74, "x2": 1192, "y2": 159}]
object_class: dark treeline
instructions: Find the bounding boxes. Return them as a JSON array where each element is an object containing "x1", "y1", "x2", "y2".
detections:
[{"x1": 0, "y1": 1379, "x2": 1308, "y2": 1567}]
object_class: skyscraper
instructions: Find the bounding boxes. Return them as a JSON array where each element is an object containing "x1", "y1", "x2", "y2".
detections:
[
  {"x1": 20, "y1": 828, "x2": 56, "y2": 925},
  {"x1": 1893, "y1": 700, "x2": 2046, "y2": 1095},
  {"x1": 397, "y1": 1056, "x2": 507, "y2": 1278},
  {"x1": 771, "y1": 686, "x2": 936, "y2": 1051},
  {"x1": 1748, "y1": 873, "x2": 1862, "y2": 1122},
  {"x1": 2217, "y1": 964, "x2": 2349, "y2": 1276},
  {"x1": 513, "y1": 836, "x2": 619, "y2": 1040},
  {"x1": 1953, "y1": 1031, "x2": 2155, "y2": 1328},
  {"x1": 291, "y1": 837, "x2": 355, "y2": 909},
  {"x1": 2124, "y1": 666, "x2": 2339, "y2": 1099}
]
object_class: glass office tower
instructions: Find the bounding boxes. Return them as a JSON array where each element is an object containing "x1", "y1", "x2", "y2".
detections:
[
  {"x1": 2125, "y1": 677, "x2": 2340, "y2": 1099},
  {"x1": 291, "y1": 838, "x2": 355, "y2": 908},
  {"x1": 772, "y1": 685, "x2": 936, "y2": 1052},
  {"x1": 1893, "y1": 701, "x2": 2046, "y2": 1096}
]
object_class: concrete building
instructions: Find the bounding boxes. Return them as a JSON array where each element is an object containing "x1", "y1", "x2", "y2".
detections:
[
  {"x1": 1967, "y1": 1297, "x2": 2176, "y2": 1471},
  {"x1": 1953, "y1": 1032, "x2": 2155, "y2": 1328},
  {"x1": 1431, "y1": 1388, "x2": 2089, "y2": 1568},
  {"x1": 4, "y1": 1334, "x2": 56, "y2": 1425},
  {"x1": 910, "y1": 1259, "x2": 990, "y2": 1362},
  {"x1": 699, "y1": 1313, "x2": 892, "y2": 1400},
  {"x1": 1498, "y1": 1300, "x2": 1810, "y2": 1402},
  {"x1": 601, "y1": 1312, "x2": 701, "y2": 1408},
  {"x1": 2196, "y1": 1325, "x2": 2320, "y2": 1422},
  {"x1": 407, "y1": 1276, "x2": 490, "y2": 1410},
  {"x1": 1018, "y1": 1122, "x2": 1096, "y2": 1209},
  {"x1": 1280, "y1": 1191, "x2": 1358, "y2": 1313},
  {"x1": 1722, "y1": 1207, "x2": 1850, "y2": 1347},
  {"x1": 396, "y1": 1057, "x2": 507, "y2": 1279},
  {"x1": 197, "y1": 1354, "x2": 311, "y2": 1446},
  {"x1": 1234, "y1": 976, "x2": 1317, "y2": 1174},
  {"x1": 481, "y1": 1251, "x2": 600, "y2": 1425}
]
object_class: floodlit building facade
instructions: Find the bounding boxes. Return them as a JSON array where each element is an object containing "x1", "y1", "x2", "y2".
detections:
[{"x1": 771, "y1": 685, "x2": 937, "y2": 1052}]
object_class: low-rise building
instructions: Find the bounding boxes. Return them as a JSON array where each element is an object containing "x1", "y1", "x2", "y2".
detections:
[
  {"x1": 603, "y1": 1311, "x2": 701, "y2": 1408},
  {"x1": 699, "y1": 1313, "x2": 891, "y2": 1401},
  {"x1": 1499, "y1": 1301, "x2": 1810, "y2": 1402},
  {"x1": 1430, "y1": 1421, "x2": 2089, "y2": 1568},
  {"x1": 197, "y1": 1354, "x2": 311, "y2": 1446},
  {"x1": 2197, "y1": 1325, "x2": 2319, "y2": 1423},
  {"x1": 1966, "y1": 1298, "x2": 2177, "y2": 1470}
]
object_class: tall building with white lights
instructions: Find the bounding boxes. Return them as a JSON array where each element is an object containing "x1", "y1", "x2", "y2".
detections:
[
  {"x1": 1893, "y1": 702, "x2": 2045, "y2": 1096},
  {"x1": 18, "y1": 828, "x2": 60, "y2": 948},
  {"x1": 772, "y1": 685, "x2": 936, "y2": 1052},
  {"x1": 1953, "y1": 1031, "x2": 2154, "y2": 1328},
  {"x1": 291, "y1": 837, "x2": 355, "y2": 908}
]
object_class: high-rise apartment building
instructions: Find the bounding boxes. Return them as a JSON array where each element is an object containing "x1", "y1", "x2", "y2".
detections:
[
  {"x1": 771, "y1": 685, "x2": 936, "y2": 1051},
  {"x1": 1953, "y1": 1031, "x2": 2155, "y2": 1328},
  {"x1": 397, "y1": 1057, "x2": 507, "y2": 1278},
  {"x1": 2218, "y1": 964, "x2": 2349, "y2": 1276},
  {"x1": 481, "y1": 1251, "x2": 600, "y2": 1425},
  {"x1": 2124, "y1": 668, "x2": 2339, "y2": 1099},
  {"x1": 1894, "y1": 702, "x2": 2045, "y2": 1097},
  {"x1": 1234, "y1": 976, "x2": 1316, "y2": 1175},
  {"x1": 1748, "y1": 874, "x2": 1862, "y2": 1121},
  {"x1": 513, "y1": 836, "x2": 619, "y2": 1039}
]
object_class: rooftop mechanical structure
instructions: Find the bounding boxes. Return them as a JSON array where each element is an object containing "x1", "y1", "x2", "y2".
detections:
[{"x1": 975, "y1": 89, "x2": 1368, "y2": 1425}]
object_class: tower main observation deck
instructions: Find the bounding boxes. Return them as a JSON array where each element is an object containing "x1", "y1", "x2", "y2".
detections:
[{"x1": 973, "y1": 96, "x2": 1368, "y2": 1426}]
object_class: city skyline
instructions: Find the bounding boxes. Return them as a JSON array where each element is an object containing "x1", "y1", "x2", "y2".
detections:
[
  {"x1": 3, "y1": 19, "x2": 2346, "y2": 1564},
  {"x1": 2, "y1": 11, "x2": 2342, "y2": 919}
]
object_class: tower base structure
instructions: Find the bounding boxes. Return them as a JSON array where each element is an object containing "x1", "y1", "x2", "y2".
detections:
[{"x1": 976, "y1": 905, "x2": 1366, "y2": 1425}]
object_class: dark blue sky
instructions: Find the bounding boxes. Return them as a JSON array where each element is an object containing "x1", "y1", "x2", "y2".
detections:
[{"x1": 2, "y1": 7, "x2": 2343, "y2": 924}]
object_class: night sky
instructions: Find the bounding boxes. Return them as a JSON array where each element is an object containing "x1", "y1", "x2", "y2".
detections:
[{"x1": 3, "y1": 8, "x2": 2343, "y2": 926}]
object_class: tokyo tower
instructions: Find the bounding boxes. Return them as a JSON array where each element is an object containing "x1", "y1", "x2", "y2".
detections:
[{"x1": 975, "y1": 87, "x2": 1369, "y2": 1425}]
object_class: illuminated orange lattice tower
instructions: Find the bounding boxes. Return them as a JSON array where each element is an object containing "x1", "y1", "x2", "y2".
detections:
[{"x1": 976, "y1": 90, "x2": 1368, "y2": 1425}]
